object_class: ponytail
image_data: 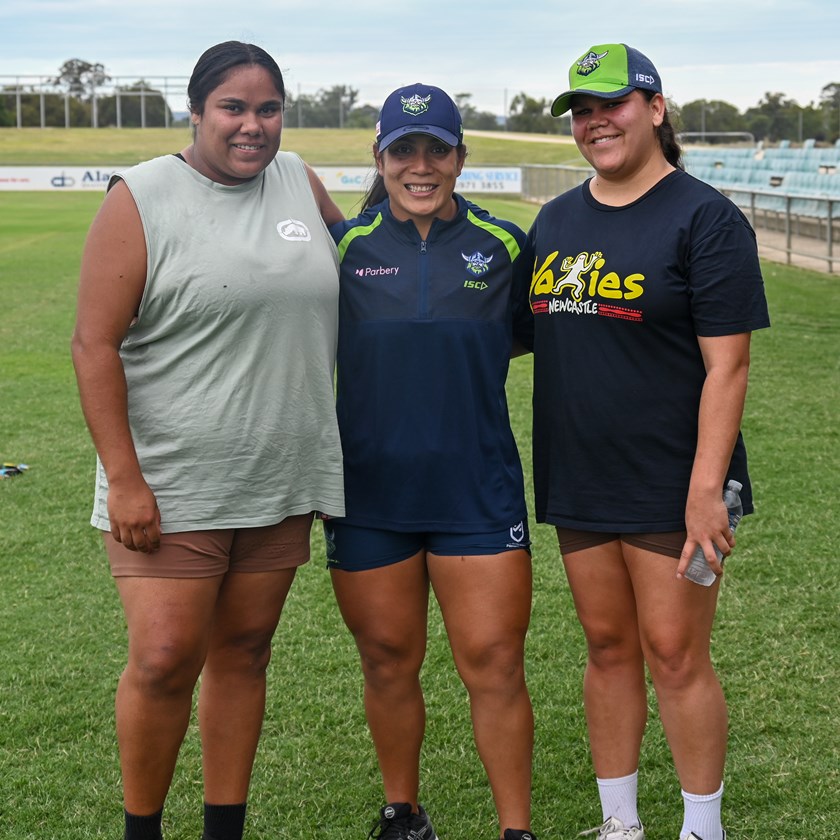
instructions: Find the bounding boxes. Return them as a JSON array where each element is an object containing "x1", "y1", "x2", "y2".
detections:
[
  {"x1": 361, "y1": 170, "x2": 388, "y2": 212},
  {"x1": 642, "y1": 90, "x2": 684, "y2": 170}
]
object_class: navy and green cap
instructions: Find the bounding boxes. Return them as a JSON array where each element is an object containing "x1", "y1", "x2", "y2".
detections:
[
  {"x1": 550, "y1": 43, "x2": 662, "y2": 116},
  {"x1": 376, "y1": 83, "x2": 464, "y2": 151}
]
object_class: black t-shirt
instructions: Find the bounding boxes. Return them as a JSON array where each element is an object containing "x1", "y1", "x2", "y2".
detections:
[{"x1": 520, "y1": 170, "x2": 771, "y2": 531}]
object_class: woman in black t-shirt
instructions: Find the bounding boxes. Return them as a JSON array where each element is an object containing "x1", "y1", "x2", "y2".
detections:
[{"x1": 522, "y1": 43, "x2": 769, "y2": 840}]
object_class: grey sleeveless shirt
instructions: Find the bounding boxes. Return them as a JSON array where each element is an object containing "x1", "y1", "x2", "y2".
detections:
[{"x1": 91, "y1": 152, "x2": 344, "y2": 532}]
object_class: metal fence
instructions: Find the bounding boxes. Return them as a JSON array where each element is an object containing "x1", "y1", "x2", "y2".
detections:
[
  {"x1": 0, "y1": 75, "x2": 528, "y2": 130},
  {"x1": 723, "y1": 187, "x2": 839, "y2": 273},
  {"x1": 519, "y1": 165, "x2": 839, "y2": 274},
  {"x1": 0, "y1": 76, "x2": 189, "y2": 128},
  {"x1": 520, "y1": 163, "x2": 592, "y2": 203}
]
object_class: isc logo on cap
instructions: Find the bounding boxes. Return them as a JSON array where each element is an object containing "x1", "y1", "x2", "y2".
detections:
[{"x1": 635, "y1": 73, "x2": 655, "y2": 84}]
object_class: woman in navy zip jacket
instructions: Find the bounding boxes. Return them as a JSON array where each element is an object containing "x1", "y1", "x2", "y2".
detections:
[{"x1": 325, "y1": 83, "x2": 537, "y2": 840}]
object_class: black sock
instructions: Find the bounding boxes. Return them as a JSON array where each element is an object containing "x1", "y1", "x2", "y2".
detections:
[
  {"x1": 202, "y1": 802, "x2": 247, "y2": 840},
  {"x1": 124, "y1": 808, "x2": 163, "y2": 840}
]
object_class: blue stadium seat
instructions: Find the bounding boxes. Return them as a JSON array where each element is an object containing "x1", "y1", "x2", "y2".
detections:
[{"x1": 684, "y1": 145, "x2": 840, "y2": 220}]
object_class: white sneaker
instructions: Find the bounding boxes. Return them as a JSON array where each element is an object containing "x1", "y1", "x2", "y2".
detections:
[
  {"x1": 684, "y1": 833, "x2": 726, "y2": 840},
  {"x1": 580, "y1": 816, "x2": 645, "y2": 840}
]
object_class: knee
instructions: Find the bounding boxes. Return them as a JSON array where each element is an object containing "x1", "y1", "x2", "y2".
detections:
[
  {"x1": 126, "y1": 641, "x2": 204, "y2": 697},
  {"x1": 356, "y1": 635, "x2": 424, "y2": 687},
  {"x1": 208, "y1": 626, "x2": 276, "y2": 678},
  {"x1": 645, "y1": 638, "x2": 709, "y2": 691},
  {"x1": 585, "y1": 628, "x2": 644, "y2": 672},
  {"x1": 457, "y1": 637, "x2": 526, "y2": 695}
]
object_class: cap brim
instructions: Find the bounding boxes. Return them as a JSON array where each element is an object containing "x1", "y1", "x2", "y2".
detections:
[
  {"x1": 377, "y1": 124, "x2": 461, "y2": 151},
  {"x1": 550, "y1": 83, "x2": 635, "y2": 116}
]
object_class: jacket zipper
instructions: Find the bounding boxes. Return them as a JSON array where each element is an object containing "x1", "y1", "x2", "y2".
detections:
[{"x1": 419, "y1": 239, "x2": 429, "y2": 318}]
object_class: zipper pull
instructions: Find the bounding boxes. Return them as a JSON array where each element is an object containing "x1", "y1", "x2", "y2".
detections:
[{"x1": 420, "y1": 240, "x2": 427, "y2": 254}]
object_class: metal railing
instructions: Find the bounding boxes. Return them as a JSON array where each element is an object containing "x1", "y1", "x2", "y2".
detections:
[
  {"x1": 519, "y1": 165, "x2": 839, "y2": 275},
  {"x1": 0, "y1": 75, "x2": 188, "y2": 129},
  {"x1": 720, "y1": 186, "x2": 839, "y2": 273},
  {"x1": 520, "y1": 163, "x2": 592, "y2": 203}
]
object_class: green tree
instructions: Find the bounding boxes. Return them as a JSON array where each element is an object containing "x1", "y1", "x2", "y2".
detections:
[
  {"x1": 0, "y1": 86, "x2": 89, "y2": 127},
  {"x1": 52, "y1": 58, "x2": 110, "y2": 100},
  {"x1": 0, "y1": 92, "x2": 12, "y2": 127},
  {"x1": 454, "y1": 93, "x2": 498, "y2": 131},
  {"x1": 98, "y1": 81, "x2": 172, "y2": 127},
  {"x1": 344, "y1": 103, "x2": 378, "y2": 130},
  {"x1": 287, "y1": 86, "x2": 359, "y2": 128},
  {"x1": 797, "y1": 104, "x2": 827, "y2": 142},
  {"x1": 819, "y1": 82, "x2": 840, "y2": 142},
  {"x1": 680, "y1": 99, "x2": 745, "y2": 139},
  {"x1": 743, "y1": 92, "x2": 802, "y2": 142},
  {"x1": 506, "y1": 92, "x2": 559, "y2": 134}
]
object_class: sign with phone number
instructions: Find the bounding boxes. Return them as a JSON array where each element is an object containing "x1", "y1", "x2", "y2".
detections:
[
  {"x1": 0, "y1": 165, "x2": 522, "y2": 193},
  {"x1": 315, "y1": 166, "x2": 520, "y2": 193}
]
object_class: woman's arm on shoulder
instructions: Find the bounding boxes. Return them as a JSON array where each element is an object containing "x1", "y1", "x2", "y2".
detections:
[
  {"x1": 305, "y1": 163, "x2": 344, "y2": 227},
  {"x1": 71, "y1": 180, "x2": 161, "y2": 553}
]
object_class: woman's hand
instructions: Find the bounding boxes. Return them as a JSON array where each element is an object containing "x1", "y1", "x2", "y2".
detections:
[
  {"x1": 107, "y1": 474, "x2": 161, "y2": 553},
  {"x1": 677, "y1": 487, "x2": 734, "y2": 579},
  {"x1": 676, "y1": 332, "x2": 751, "y2": 581}
]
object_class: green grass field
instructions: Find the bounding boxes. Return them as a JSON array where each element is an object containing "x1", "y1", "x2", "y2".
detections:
[{"x1": 0, "y1": 130, "x2": 838, "y2": 839}]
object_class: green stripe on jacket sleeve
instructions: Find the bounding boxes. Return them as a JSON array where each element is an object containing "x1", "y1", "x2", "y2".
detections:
[
  {"x1": 336, "y1": 212, "x2": 384, "y2": 262},
  {"x1": 466, "y1": 209, "x2": 521, "y2": 262}
]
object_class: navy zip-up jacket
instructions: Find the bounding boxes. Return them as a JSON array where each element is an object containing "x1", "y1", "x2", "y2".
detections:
[{"x1": 329, "y1": 194, "x2": 530, "y2": 532}]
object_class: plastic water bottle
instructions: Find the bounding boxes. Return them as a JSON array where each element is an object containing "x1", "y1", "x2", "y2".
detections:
[{"x1": 684, "y1": 479, "x2": 743, "y2": 586}]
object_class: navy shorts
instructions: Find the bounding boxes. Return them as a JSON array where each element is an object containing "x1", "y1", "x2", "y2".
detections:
[{"x1": 324, "y1": 519, "x2": 531, "y2": 572}]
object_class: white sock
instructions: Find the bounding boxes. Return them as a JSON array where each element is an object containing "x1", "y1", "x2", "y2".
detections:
[
  {"x1": 680, "y1": 782, "x2": 724, "y2": 840},
  {"x1": 596, "y1": 771, "x2": 641, "y2": 829}
]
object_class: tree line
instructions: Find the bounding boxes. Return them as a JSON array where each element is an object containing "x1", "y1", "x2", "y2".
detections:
[{"x1": 2, "y1": 59, "x2": 840, "y2": 144}]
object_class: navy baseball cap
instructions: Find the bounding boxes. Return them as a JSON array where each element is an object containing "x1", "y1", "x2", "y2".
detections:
[
  {"x1": 376, "y1": 83, "x2": 464, "y2": 151},
  {"x1": 550, "y1": 43, "x2": 662, "y2": 116}
]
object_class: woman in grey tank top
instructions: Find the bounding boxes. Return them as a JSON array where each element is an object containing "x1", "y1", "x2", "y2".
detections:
[{"x1": 72, "y1": 41, "x2": 344, "y2": 840}]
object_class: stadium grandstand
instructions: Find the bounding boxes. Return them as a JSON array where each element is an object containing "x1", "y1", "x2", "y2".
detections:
[
  {"x1": 684, "y1": 139, "x2": 840, "y2": 217},
  {"x1": 683, "y1": 139, "x2": 840, "y2": 272}
]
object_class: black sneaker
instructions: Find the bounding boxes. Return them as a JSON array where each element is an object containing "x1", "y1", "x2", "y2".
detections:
[
  {"x1": 502, "y1": 831, "x2": 537, "y2": 840},
  {"x1": 368, "y1": 802, "x2": 438, "y2": 839}
]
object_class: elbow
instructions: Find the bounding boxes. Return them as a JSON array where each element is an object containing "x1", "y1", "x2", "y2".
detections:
[
  {"x1": 70, "y1": 328, "x2": 83, "y2": 368},
  {"x1": 70, "y1": 327, "x2": 89, "y2": 372},
  {"x1": 70, "y1": 328, "x2": 109, "y2": 376}
]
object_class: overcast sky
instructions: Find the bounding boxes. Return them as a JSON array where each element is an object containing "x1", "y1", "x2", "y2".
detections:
[{"x1": 2, "y1": 0, "x2": 839, "y2": 115}]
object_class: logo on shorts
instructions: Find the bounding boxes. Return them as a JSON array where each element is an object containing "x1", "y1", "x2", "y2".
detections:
[
  {"x1": 324, "y1": 527, "x2": 337, "y2": 560},
  {"x1": 276, "y1": 219, "x2": 312, "y2": 241},
  {"x1": 509, "y1": 521, "x2": 525, "y2": 543}
]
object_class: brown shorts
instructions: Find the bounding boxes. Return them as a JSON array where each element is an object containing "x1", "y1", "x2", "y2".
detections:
[
  {"x1": 556, "y1": 528, "x2": 686, "y2": 560},
  {"x1": 104, "y1": 512, "x2": 315, "y2": 578}
]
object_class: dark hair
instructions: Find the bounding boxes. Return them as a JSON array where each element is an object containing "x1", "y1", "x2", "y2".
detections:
[
  {"x1": 640, "y1": 89, "x2": 683, "y2": 170},
  {"x1": 187, "y1": 41, "x2": 285, "y2": 116},
  {"x1": 361, "y1": 141, "x2": 468, "y2": 212}
]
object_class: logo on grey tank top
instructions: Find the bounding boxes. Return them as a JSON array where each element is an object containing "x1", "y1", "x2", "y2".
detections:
[{"x1": 276, "y1": 219, "x2": 312, "y2": 241}]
